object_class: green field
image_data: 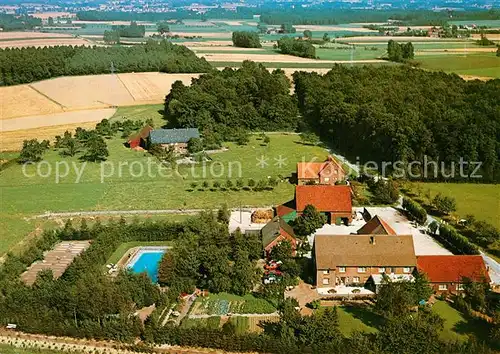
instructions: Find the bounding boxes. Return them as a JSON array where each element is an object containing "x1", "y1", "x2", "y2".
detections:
[
  {"x1": 316, "y1": 46, "x2": 385, "y2": 60},
  {"x1": 336, "y1": 306, "x2": 380, "y2": 336},
  {"x1": 417, "y1": 53, "x2": 500, "y2": 78},
  {"x1": 410, "y1": 182, "x2": 500, "y2": 228},
  {"x1": 0, "y1": 132, "x2": 328, "y2": 255},
  {"x1": 0, "y1": 344, "x2": 70, "y2": 354},
  {"x1": 106, "y1": 240, "x2": 174, "y2": 264},
  {"x1": 110, "y1": 104, "x2": 165, "y2": 127}
]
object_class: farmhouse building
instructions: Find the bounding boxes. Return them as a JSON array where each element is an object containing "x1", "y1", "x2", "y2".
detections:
[
  {"x1": 295, "y1": 185, "x2": 353, "y2": 225},
  {"x1": 261, "y1": 216, "x2": 298, "y2": 257},
  {"x1": 357, "y1": 215, "x2": 397, "y2": 235},
  {"x1": 148, "y1": 128, "x2": 200, "y2": 153},
  {"x1": 416, "y1": 255, "x2": 491, "y2": 294},
  {"x1": 127, "y1": 125, "x2": 153, "y2": 149},
  {"x1": 313, "y1": 234, "x2": 416, "y2": 288},
  {"x1": 297, "y1": 156, "x2": 346, "y2": 185}
]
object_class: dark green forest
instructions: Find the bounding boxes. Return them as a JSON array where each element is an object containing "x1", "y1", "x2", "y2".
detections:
[
  {"x1": 164, "y1": 61, "x2": 298, "y2": 140},
  {"x1": 0, "y1": 40, "x2": 211, "y2": 86},
  {"x1": 0, "y1": 13, "x2": 41, "y2": 31},
  {"x1": 293, "y1": 66, "x2": 500, "y2": 181},
  {"x1": 260, "y1": 9, "x2": 500, "y2": 26}
]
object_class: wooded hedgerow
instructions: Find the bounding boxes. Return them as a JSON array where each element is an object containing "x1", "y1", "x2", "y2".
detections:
[{"x1": 0, "y1": 40, "x2": 212, "y2": 86}]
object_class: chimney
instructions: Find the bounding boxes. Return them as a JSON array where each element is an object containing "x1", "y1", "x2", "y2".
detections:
[{"x1": 370, "y1": 236, "x2": 376, "y2": 245}]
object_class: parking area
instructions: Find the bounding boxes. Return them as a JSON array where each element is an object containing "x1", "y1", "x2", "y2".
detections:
[{"x1": 310, "y1": 207, "x2": 452, "y2": 256}]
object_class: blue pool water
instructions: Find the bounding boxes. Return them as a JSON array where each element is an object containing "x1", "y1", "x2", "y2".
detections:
[{"x1": 127, "y1": 249, "x2": 166, "y2": 283}]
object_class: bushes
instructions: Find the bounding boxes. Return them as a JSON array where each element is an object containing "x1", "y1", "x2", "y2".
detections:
[
  {"x1": 402, "y1": 197, "x2": 427, "y2": 225},
  {"x1": 232, "y1": 31, "x2": 261, "y2": 48},
  {"x1": 437, "y1": 224, "x2": 480, "y2": 255},
  {"x1": 277, "y1": 37, "x2": 316, "y2": 58}
]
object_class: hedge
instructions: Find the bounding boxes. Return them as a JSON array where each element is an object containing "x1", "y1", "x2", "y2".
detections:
[{"x1": 402, "y1": 197, "x2": 427, "y2": 225}]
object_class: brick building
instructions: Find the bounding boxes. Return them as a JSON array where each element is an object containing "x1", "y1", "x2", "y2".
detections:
[{"x1": 297, "y1": 156, "x2": 346, "y2": 185}]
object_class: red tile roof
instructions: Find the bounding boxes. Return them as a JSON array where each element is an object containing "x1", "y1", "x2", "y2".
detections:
[
  {"x1": 276, "y1": 200, "x2": 295, "y2": 217},
  {"x1": 297, "y1": 156, "x2": 345, "y2": 179},
  {"x1": 357, "y1": 215, "x2": 397, "y2": 235},
  {"x1": 295, "y1": 185, "x2": 352, "y2": 212},
  {"x1": 417, "y1": 255, "x2": 490, "y2": 283}
]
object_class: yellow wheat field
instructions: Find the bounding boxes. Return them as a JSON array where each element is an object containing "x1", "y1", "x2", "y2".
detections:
[{"x1": 0, "y1": 38, "x2": 92, "y2": 49}]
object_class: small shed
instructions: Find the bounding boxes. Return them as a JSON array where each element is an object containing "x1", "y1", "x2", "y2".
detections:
[
  {"x1": 262, "y1": 217, "x2": 297, "y2": 257},
  {"x1": 127, "y1": 125, "x2": 153, "y2": 149}
]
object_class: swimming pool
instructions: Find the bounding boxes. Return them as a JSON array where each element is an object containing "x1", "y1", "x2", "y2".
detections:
[{"x1": 127, "y1": 247, "x2": 167, "y2": 283}]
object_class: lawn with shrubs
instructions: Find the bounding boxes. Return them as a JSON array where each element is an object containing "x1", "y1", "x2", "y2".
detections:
[{"x1": 1, "y1": 133, "x2": 327, "y2": 255}]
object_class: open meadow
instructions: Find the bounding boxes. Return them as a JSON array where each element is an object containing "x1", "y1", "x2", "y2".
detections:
[
  {"x1": 409, "y1": 182, "x2": 500, "y2": 228},
  {"x1": 0, "y1": 133, "x2": 329, "y2": 255}
]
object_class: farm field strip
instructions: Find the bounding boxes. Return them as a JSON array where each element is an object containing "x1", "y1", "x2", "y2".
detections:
[
  {"x1": 0, "y1": 38, "x2": 93, "y2": 48},
  {"x1": 198, "y1": 52, "x2": 386, "y2": 63},
  {"x1": 0, "y1": 108, "x2": 117, "y2": 132},
  {"x1": 0, "y1": 32, "x2": 76, "y2": 39},
  {"x1": 0, "y1": 121, "x2": 99, "y2": 151}
]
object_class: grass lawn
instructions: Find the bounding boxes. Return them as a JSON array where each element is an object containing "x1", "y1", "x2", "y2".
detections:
[
  {"x1": 417, "y1": 53, "x2": 500, "y2": 78},
  {"x1": 109, "y1": 104, "x2": 165, "y2": 127},
  {"x1": 409, "y1": 182, "x2": 500, "y2": 228},
  {"x1": 337, "y1": 306, "x2": 381, "y2": 336},
  {"x1": 106, "y1": 240, "x2": 174, "y2": 264},
  {"x1": 0, "y1": 133, "x2": 329, "y2": 255},
  {"x1": 430, "y1": 300, "x2": 492, "y2": 345}
]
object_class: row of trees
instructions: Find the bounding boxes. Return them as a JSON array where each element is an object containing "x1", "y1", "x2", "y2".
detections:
[
  {"x1": 0, "y1": 40, "x2": 211, "y2": 86},
  {"x1": 387, "y1": 40, "x2": 415, "y2": 62},
  {"x1": 428, "y1": 222, "x2": 480, "y2": 255},
  {"x1": 259, "y1": 9, "x2": 500, "y2": 26},
  {"x1": 188, "y1": 177, "x2": 279, "y2": 192},
  {"x1": 232, "y1": 31, "x2": 261, "y2": 48},
  {"x1": 276, "y1": 37, "x2": 316, "y2": 58},
  {"x1": 0, "y1": 13, "x2": 41, "y2": 31},
  {"x1": 164, "y1": 61, "x2": 298, "y2": 140},
  {"x1": 293, "y1": 65, "x2": 500, "y2": 182}
]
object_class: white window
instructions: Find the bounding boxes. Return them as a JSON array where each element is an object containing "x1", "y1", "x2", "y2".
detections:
[
  {"x1": 378, "y1": 267, "x2": 385, "y2": 273},
  {"x1": 322, "y1": 278, "x2": 330, "y2": 285},
  {"x1": 324, "y1": 177, "x2": 330, "y2": 182},
  {"x1": 338, "y1": 267, "x2": 346, "y2": 273},
  {"x1": 403, "y1": 267, "x2": 411, "y2": 273},
  {"x1": 358, "y1": 267, "x2": 366, "y2": 273},
  {"x1": 438, "y1": 284, "x2": 447, "y2": 291},
  {"x1": 353, "y1": 277, "x2": 360, "y2": 283},
  {"x1": 323, "y1": 270, "x2": 330, "y2": 275},
  {"x1": 456, "y1": 284, "x2": 464, "y2": 291}
]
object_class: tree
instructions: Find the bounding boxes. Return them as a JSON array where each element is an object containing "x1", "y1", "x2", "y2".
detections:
[
  {"x1": 232, "y1": 31, "x2": 261, "y2": 48},
  {"x1": 202, "y1": 181, "x2": 210, "y2": 189},
  {"x1": 103, "y1": 30, "x2": 120, "y2": 44},
  {"x1": 299, "y1": 132, "x2": 320, "y2": 145},
  {"x1": 428, "y1": 220, "x2": 438, "y2": 235},
  {"x1": 432, "y1": 193, "x2": 456, "y2": 215},
  {"x1": 322, "y1": 33, "x2": 330, "y2": 42},
  {"x1": 190, "y1": 182, "x2": 197, "y2": 190},
  {"x1": 217, "y1": 203, "x2": 231, "y2": 224},
  {"x1": 248, "y1": 178, "x2": 256, "y2": 188},
  {"x1": 280, "y1": 23, "x2": 296, "y2": 34},
  {"x1": 303, "y1": 30, "x2": 312, "y2": 39},
  {"x1": 236, "y1": 179, "x2": 244, "y2": 189},
  {"x1": 157, "y1": 21, "x2": 170, "y2": 35},
  {"x1": 263, "y1": 135, "x2": 270, "y2": 145},
  {"x1": 269, "y1": 240, "x2": 293, "y2": 262},
  {"x1": 225, "y1": 179, "x2": 233, "y2": 189},
  {"x1": 235, "y1": 130, "x2": 250, "y2": 145},
  {"x1": 187, "y1": 137, "x2": 203, "y2": 153},
  {"x1": 376, "y1": 278, "x2": 416, "y2": 318},
  {"x1": 369, "y1": 179, "x2": 399, "y2": 204},
  {"x1": 497, "y1": 46, "x2": 500, "y2": 57},
  {"x1": 213, "y1": 181, "x2": 221, "y2": 189},
  {"x1": 462, "y1": 278, "x2": 490, "y2": 312},
  {"x1": 19, "y1": 139, "x2": 49, "y2": 163},
  {"x1": 82, "y1": 134, "x2": 109, "y2": 162},
  {"x1": 47, "y1": 17, "x2": 54, "y2": 26},
  {"x1": 292, "y1": 204, "x2": 327, "y2": 237}
]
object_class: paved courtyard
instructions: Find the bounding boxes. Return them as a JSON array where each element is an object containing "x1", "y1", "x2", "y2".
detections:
[{"x1": 310, "y1": 207, "x2": 452, "y2": 256}]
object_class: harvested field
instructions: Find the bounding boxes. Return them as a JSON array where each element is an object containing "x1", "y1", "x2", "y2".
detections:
[
  {"x1": 211, "y1": 20, "x2": 243, "y2": 26},
  {"x1": 0, "y1": 108, "x2": 116, "y2": 132},
  {"x1": 199, "y1": 52, "x2": 385, "y2": 63},
  {"x1": 0, "y1": 73, "x2": 201, "y2": 121},
  {"x1": 117, "y1": 72, "x2": 199, "y2": 102},
  {"x1": 0, "y1": 32, "x2": 75, "y2": 39},
  {"x1": 0, "y1": 121, "x2": 98, "y2": 151},
  {"x1": 0, "y1": 85, "x2": 63, "y2": 120},
  {"x1": 31, "y1": 12, "x2": 74, "y2": 19},
  {"x1": 180, "y1": 40, "x2": 233, "y2": 47},
  {"x1": 21, "y1": 241, "x2": 91, "y2": 285},
  {"x1": 189, "y1": 46, "x2": 267, "y2": 51},
  {"x1": 471, "y1": 34, "x2": 500, "y2": 41},
  {"x1": 170, "y1": 32, "x2": 232, "y2": 38},
  {"x1": 0, "y1": 38, "x2": 92, "y2": 48}
]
